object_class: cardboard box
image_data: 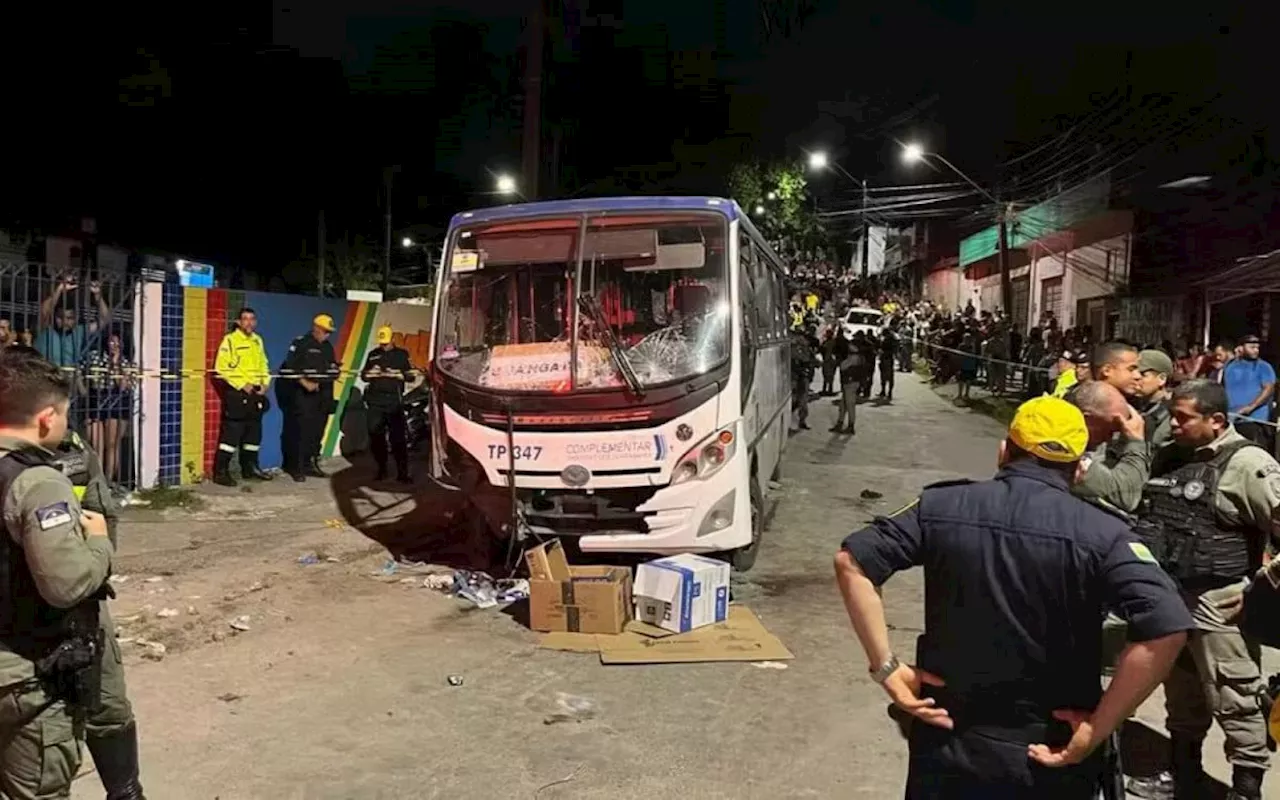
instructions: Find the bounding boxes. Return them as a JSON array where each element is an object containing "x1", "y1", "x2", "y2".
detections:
[
  {"x1": 524, "y1": 540, "x2": 632, "y2": 635},
  {"x1": 633, "y1": 554, "x2": 730, "y2": 634}
]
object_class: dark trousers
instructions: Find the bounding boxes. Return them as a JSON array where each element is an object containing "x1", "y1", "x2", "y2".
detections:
[
  {"x1": 282, "y1": 390, "x2": 329, "y2": 475},
  {"x1": 905, "y1": 723, "x2": 1104, "y2": 800},
  {"x1": 367, "y1": 405, "x2": 408, "y2": 474},
  {"x1": 1235, "y1": 419, "x2": 1275, "y2": 455},
  {"x1": 216, "y1": 388, "x2": 266, "y2": 474},
  {"x1": 880, "y1": 359, "x2": 895, "y2": 397}
]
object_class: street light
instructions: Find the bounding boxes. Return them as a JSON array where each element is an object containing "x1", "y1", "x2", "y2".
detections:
[
  {"x1": 766, "y1": 190, "x2": 777, "y2": 201},
  {"x1": 899, "y1": 142, "x2": 997, "y2": 204},
  {"x1": 401, "y1": 237, "x2": 413, "y2": 248},
  {"x1": 807, "y1": 151, "x2": 829, "y2": 171},
  {"x1": 495, "y1": 174, "x2": 518, "y2": 195},
  {"x1": 754, "y1": 204, "x2": 766, "y2": 216}
]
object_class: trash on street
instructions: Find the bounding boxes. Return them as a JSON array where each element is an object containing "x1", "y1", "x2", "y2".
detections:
[{"x1": 526, "y1": 540, "x2": 631, "y2": 634}]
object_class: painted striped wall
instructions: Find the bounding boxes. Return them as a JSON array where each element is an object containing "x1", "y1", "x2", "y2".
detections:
[{"x1": 145, "y1": 285, "x2": 430, "y2": 487}]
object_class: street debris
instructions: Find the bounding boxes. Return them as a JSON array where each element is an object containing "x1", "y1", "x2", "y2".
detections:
[
  {"x1": 324, "y1": 518, "x2": 344, "y2": 529},
  {"x1": 156, "y1": 608, "x2": 179, "y2": 619},
  {"x1": 527, "y1": 541, "x2": 629, "y2": 634},
  {"x1": 136, "y1": 640, "x2": 167, "y2": 661},
  {"x1": 108, "y1": 575, "x2": 130, "y2": 585},
  {"x1": 422, "y1": 573, "x2": 453, "y2": 591},
  {"x1": 325, "y1": 556, "x2": 340, "y2": 563},
  {"x1": 543, "y1": 692, "x2": 596, "y2": 725},
  {"x1": 297, "y1": 553, "x2": 320, "y2": 566},
  {"x1": 535, "y1": 765, "x2": 584, "y2": 797},
  {"x1": 217, "y1": 693, "x2": 244, "y2": 703},
  {"x1": 752, "y1": 661, "x2": 789, "y2": 670},
  {"x1": 229, "y1": 616, "x2": 252, "y2": 632},
  {"x1": 859, "y1": 489, "x2": 884, "y2": 500},
  {"x1": 187, "y1": 606, "x2": 198, "y2": 615},
  {"x1": 144, "y1": 576, "x2": 164, "y2": 584},
  {"x1": 446, "y1": 675, "x2": 464, "y2": 687},
  {"x1": 634, "y1": 554, "x2": 729, "y2": 634},
  {"x1": 453, "y1": 570, "x2": 498, "y2": 608}
]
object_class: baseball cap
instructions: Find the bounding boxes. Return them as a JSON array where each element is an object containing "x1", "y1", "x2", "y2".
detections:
[
  {"x1": 375, "y1": 325, "x2": 393, "y2": 345},
  {"x1": 1072, "y1": 350, "x2": 1091, "y2": 365},
  {"x1": 1240, "y1": 334, "x2": 1261, "y2": 345},
  {"x1": 1137, "y1": 349, "x2": 1173, "y2": 376},
  {"x1": 1007, "y1": 396, "x2": 1089, "y2": 464},
  {"x1": 313, "y1": 314, "x2": 335, "y2": 332}
]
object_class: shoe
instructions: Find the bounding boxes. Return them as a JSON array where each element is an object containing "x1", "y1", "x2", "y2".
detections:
[
  {"x1": 306, "y1": 458, "x2": 326, "y2": 478},
  {"x1": 799, "y1": 423, "x2": 810, "y2": 430},
  {"x1": 829, "y1": 426, "x2": 842, "y2": 433},
  {"x1": 1125, "y1": 772, "x2": 1173, "y2": 800},
  {"x1": 374, "y1": 466, "x2": 387, "y2": 482},
  {"x1": 241, "y1": 466, "x2": 273, "y2": 481},
  {"x1": 291, "y1": 472, "x2": 306, "y2": 483},
  {"x1": 85, "y1": 721, "x2": 146, "y2": 800},
  {"x1": 212, "y1": 472, "x2": 237, "y2": 487}
]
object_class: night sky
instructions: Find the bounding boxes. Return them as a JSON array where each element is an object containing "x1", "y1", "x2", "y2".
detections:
[{"x1": 3, "y1": 1, "x2": 1272, "y2": 276}]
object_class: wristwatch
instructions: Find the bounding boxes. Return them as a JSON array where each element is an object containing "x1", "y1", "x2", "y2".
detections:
[{"x1": 870, "y1": 654, "x2": 901, "y2": 684}]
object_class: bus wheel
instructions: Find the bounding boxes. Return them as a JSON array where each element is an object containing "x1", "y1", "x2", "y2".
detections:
[{"x1": 732, "y1": 480, "x2": 764, "y2": 572}]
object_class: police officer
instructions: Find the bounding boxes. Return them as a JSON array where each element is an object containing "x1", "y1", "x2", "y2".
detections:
[
  {"x1": 213, "y1": 308, "x2": 272, "y2": 487},
  {"x1": 789, "y1": 325, "x2": 818, "y2": 431},
  {"x1": 835, "y1": 396, "x2": 1193, "y2": 797},
  {"x1": 1128, "y1": 379, "x2": 1279, "y2": 800},
  {"x1": 280, "y1": 314, "x2": 338, "y2": 482},
  {"x1": 1071, "y1": 380, "x2": 1152, "y2": 515},
  {"x1": 2, "y1": 346, "x2": 145, "y2": 798},
  {"x1": 361, "y1": 325, "x2": 414, "y2": 483},
  {"x1": 1134, "y1": 348, "x2": 1175, "y2": 451},
  {"x1": 0, "y1": 350, "x2": 117, "y2": 799}
]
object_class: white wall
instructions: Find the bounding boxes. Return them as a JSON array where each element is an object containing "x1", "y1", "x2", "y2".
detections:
[{"x1": 1028, "y1": 233, "x2": 1131, "y2": 328}]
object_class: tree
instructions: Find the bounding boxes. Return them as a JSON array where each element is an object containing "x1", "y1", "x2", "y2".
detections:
[{"x1": 727, "y1": 160, "x2": 825, "y2": 257}]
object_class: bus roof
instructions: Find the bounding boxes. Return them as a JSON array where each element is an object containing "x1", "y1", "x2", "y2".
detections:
[{"x1": 448, "y1": 196, "x2": 743, "y2": 228}]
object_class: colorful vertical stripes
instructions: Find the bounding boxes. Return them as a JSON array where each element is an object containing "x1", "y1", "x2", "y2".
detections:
[
  {"x1": 322, "y1": 301, "x2": 378, "y2": 456},
  {"x1": 179, "y1": 288, "x2": 208, "y2": 483}
]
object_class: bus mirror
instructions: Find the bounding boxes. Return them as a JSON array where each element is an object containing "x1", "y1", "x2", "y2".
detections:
[{"x1": 626, "y1": 242, "x2": 706, "y2": 272}]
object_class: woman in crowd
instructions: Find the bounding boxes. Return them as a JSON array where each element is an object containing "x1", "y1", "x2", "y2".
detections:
[{"x1": 84, "y1": 330, "x2": 136, "y2": 490}]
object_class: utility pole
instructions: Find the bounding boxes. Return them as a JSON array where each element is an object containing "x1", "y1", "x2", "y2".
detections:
[
  {"x1": 521, "y1": 0, "x2": 545, "y2": 201},
  {"x1": 317, "y1": 209, "x2": 326, "y2": 298},
  {"x1": 382, "y1": 167, "x2": 394, "y2": 295},
  {"x1": 997, "y1": 202, "x2": 1013, "y2": 322},
  {"x1": 860, "y1": 177, "x2": 870, "y2": 279}
]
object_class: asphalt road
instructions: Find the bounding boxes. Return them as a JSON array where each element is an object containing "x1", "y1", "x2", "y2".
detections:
[{"x1": 71, "y1": 370, "x2": 1270, "y2": 798}]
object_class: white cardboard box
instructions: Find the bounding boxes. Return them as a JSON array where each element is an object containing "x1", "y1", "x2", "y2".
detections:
[{"x1": 633, "y1": 554, "x2": 730, "y2": 634}]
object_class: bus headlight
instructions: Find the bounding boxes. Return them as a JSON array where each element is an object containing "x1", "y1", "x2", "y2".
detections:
[
  {"x1": 671, "y1": 425, "x2": 737, "y2": 485},
  {"x1": 696, "y1": 489, "x2": 736, "y2": 537}
]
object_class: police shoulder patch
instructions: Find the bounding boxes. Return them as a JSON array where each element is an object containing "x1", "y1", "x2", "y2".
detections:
[
  {"x1": 35, "y1": 502, "x2": 73, "y2": 531},
  {"x1": 1129, "y1": 542, "x2": 1158, "y2": 564}
]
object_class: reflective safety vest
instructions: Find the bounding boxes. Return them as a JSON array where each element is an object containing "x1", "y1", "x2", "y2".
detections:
[{"x1": 215, "y1": 329, "x2": 271, "y2": 390}]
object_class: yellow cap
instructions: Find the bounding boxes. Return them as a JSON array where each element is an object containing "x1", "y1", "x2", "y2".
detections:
[
  {"x1": 313, "y1": 314, "x2": 335, "y2": 332},
  {"x1": 1007, "y1": 396, "x2": 1088, "y2": 463},
  {"x1": 375, "y1": 325, "x2": 393, "y2": 345}
]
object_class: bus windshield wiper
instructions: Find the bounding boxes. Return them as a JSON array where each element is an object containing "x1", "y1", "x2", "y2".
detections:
[{"x1": 577, "y1": 294, "x2": 643, "y2": 396}]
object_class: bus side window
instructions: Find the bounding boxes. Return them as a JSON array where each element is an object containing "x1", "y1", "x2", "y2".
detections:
[
  {"x1": 738, "y1": 230, "x2": 758, "y2": 403},
  {"x1": 750, "y1": 242, "x2": 773, "y2": 342}
]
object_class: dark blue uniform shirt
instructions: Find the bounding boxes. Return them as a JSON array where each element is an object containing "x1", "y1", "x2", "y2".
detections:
[{"x1": 844, "y1": 459, "x2": 1193, "y2": 722}]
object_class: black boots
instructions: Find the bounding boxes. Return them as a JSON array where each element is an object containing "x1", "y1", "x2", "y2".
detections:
[
  {"x1": 1171, "y1": 735, "x2": 1205, "y2": 799},
  {"x1": 86, "y1": 722, "x2": 146, "y2": 800},
  {"x1": 212, "y1": 451, "x2": 236, "y2": 487},
  {"x1": 1228, "y1": 765, "x2": 1265, "y2": 800},
  {"x1": 306, "y1": 457, "x2": 326, "y2": 478}
]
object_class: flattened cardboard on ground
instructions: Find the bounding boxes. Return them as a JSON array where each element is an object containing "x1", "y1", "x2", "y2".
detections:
[
  {"x1": 596, "y1": 606, "x2": 794, "y2": 665},
  {"x1": 537, "y1": 618, "x2": 676, "y2": 653},
  {"x1": 524, "y1": 540, "x2": 633, "y2": 635}
]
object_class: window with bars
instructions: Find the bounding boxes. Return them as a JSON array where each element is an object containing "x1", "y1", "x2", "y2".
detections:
[{"x1": 1042, "y1": 276, "x2": 1063, "y2": 325}]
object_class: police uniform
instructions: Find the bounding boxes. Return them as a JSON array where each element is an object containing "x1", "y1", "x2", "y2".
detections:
[
  {"x1": 1073, "y1": 434, "x2": 1152, "y2": 515},
  {"x1": 50, "y1": 429, "x2": 144, "y2": 800},
  {"x1": 1131, "y1": 425, "x2": 1279, "y2": 797},
  {"x1": 213, "y1": 325, "x2": 272, "y2": 486},
  {"x1": 361, "y1": 326, "x2": 413, "y2": 482},
  {"x1": 0, "y1": 434, "x2": 115, "y2": 800},
  {"x1": 841, "y1": 397, "x2": 1193, "y2": 797},
  {"x1": 280, "y1": 315, "x2": 339, "y2": 480}
]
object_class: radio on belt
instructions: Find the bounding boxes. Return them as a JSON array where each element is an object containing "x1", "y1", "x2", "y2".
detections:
[{"x1": 634, "y1": 554, "x2": 730, "y2": 634}]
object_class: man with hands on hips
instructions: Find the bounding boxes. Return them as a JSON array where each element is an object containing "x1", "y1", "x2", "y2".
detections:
[{"x1": 834, "y1": 396, "x2": 1193, "y2": 798}]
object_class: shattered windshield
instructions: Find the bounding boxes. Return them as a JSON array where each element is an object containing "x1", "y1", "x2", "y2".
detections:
[{"x1": 434, "y1": 212, "x2": 729, "y2": 392}]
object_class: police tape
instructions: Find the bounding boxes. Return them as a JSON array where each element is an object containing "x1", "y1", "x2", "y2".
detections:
[
  {"x1": 896, "y1": 332, "x2": 1053, "y2": 374},
  {"x1": 48, "y1": 365, "x2": 429, "y2": 382}
]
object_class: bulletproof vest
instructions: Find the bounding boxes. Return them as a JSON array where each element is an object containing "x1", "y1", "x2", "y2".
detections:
[
  {"x1": 0, "y1": 448, "x2": 81, "y2": 659},
  {"x1": 52, "y1": 432, "x2": 90, "y2": 503},
  {"x1": 1133, "y1": 440, "x2": 1262, "y2": 588}
]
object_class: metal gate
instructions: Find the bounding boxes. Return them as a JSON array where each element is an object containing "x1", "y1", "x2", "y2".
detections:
[{"x1": 0, "y1": 261, "x2": 141, "y2": 492}]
